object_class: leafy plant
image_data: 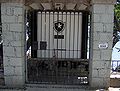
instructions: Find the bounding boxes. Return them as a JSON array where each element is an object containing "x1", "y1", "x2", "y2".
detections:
[{"x1": 113, "y1": 4, "x2": 120, "y2": 47}]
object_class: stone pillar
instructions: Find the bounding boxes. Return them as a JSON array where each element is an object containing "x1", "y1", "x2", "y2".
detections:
[
  {"x1": 1, "y1": 3, "x2": 25, "y2": 87},
  {"x1": 89, "y1": 0, "x2": 115, "y2": 89}
]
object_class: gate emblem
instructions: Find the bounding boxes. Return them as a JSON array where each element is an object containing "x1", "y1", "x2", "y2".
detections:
[{"x1": 54, "y1": 21, "x2": 65, "y2": 33}]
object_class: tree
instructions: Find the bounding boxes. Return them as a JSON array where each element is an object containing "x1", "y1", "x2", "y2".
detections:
[{"x1": 113, "y1": 4, "x2": 120, "y2": 47}]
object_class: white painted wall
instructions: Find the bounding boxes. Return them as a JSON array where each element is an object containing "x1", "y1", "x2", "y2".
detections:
[{"x1": 37, "y1": 12, "x2": 82, "y2": 58}]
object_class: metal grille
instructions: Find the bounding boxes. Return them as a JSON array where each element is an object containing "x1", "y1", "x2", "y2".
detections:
[
  {"x1": 26, "y1": 10, "x2": 89, "y2": 85},
  {"x1": 27, "y1": 58, "x2": 89, "y2": 85},
  {"x1": 37, "y1": 11, "x2": 83, "y2": 59}
]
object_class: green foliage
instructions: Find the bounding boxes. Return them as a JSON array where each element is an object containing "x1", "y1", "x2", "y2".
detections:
[
  {"x1": 115, "y1": 4, "x2": 120, "y2": 21},
  {"x1": 113, "y1": 4, "x2": 120, "y2": 47}
]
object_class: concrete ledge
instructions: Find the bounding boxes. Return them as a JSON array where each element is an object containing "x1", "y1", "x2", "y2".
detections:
[
  {"x1": 0, "y1": 85, "x2": 26, "y2": 91},
  {"x1": 0, "y1": 84, "x2": 110, "y2": 91},
  {"x1": 26, "y1": 84, "x2": 89, "y2": 89},
  {"x1": 26, "y1": 84, "x2": 108, "y2": 91}
]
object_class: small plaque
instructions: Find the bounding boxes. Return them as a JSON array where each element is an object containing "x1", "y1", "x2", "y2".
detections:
[
  {"x1": 54, "y1": 35, "x2": 64, "y2": 39},
  {"x1": 98, "y1": 43, "x2": 108, "y2": 49},
  {"x1": 40, "y1": 41, "x2": 47, "y2": 50},
  {"x1": 32, "y1": 41, "x2": 38, "y2": 50}
]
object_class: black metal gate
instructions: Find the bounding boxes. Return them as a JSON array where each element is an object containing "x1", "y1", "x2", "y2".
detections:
[{"x1": 26, "y1": 10, "x2": 89, "y2": 85}]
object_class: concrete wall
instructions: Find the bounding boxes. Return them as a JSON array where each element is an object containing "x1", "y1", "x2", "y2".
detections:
[
  {"x1": 89, "y1": 0, "x2": 114, "y2": 89},
  {"x1": 1, "y1": 3, "x2": 25, "y2": 87}
]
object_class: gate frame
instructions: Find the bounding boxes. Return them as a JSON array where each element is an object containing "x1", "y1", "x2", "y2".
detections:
[
  {"x1": 29, "y1": 10, "x2": 89, "y2": 59},
  {"x1": 25, "y1": 9, "x2": 90, "y2": 85}
]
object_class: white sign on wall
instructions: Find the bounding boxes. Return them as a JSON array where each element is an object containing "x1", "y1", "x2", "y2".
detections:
[{"x1": 98, "y1": 43, "x2": 108, "y2": 49}]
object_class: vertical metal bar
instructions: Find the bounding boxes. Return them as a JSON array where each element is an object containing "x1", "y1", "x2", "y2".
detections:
[
  {"x1": 61, "y1": 12, "x2": 63, "y2": 58},
  {"x1": 77, "y1": 12, "x2": 79, "y2": 58},
  {"x1": 44, "y1": 11, "x2": 46, "y2": 58},
  {"x1": 0, "y1": 3, "x2": 4, "y2": 82},
  {"x1": 52, "y1": 11, "x2": 55, "y2": 83},
  {"x1": 57, "y1": 11, "x2": 59, "y2": 58},
  {"x1": 0, "y1": 3, "x2": 1, "y2": 28},
  {"x1": 69, "y1": 12, "x2": 71, "y2": 58},
  {"x1": 53, "y1": 12, "x2": 54, "y2": 57},
  {"x1": 25, "y1": 10, "x2": 28, "y2": 83},
  {"x1": 35, "y1": 11, "x2": 38, "y2": 57},
  {"x1": 73, "y1": 12, "x2": 75, "y2": 58},
  {"x1": 65, "y1": 12, "x2": 67, "y2": 58},
  {"x1": 31, "y1": 11, "x2": 34, "y2": 58},
  {"x1": 36, "y1": 60, "x2": 39, "y2": 82},
  {"x1": 36, "y1": 12, "x2": 39, "y2": 82},
  {"x1": 56, "y1": 11, "x2": 59, "y2": 84},
  {"x1": 48, "y1": 12, "x2": 50, "y2": 58},
  {"x1": 31, "y1": 11, "x2": 37, "y2": 58},
  {"x1": 28, "y1": 12, "x2": 31, "y2": 83},
  {"x1": 60, "y1": 12, "x2": 65, "y2": 81},
  {"x1": 87, "y1": 14, "x2": 90, "y2": 58},
  {"x1": 81, "y1": 12, "x2": 88, "y2": 59},
  {"x1": 40, "y1": 11, "x2": 42, "y2": 57}
]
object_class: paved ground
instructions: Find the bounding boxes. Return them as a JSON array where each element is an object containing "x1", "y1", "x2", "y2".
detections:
[
  {"x1": 0, "y1": 85, "x2": 120, "y2": 91},
  {"x1": 0, "y1": 73, "x2": 120, "y2": 91}
]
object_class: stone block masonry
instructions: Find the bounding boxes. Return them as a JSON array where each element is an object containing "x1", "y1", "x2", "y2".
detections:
[
  {"x1": 89, "y1": 0, "x2": 114, "y2": 89},
  {"x1": 1, "y1": 3, "x2": 25, "y2": 87}
]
